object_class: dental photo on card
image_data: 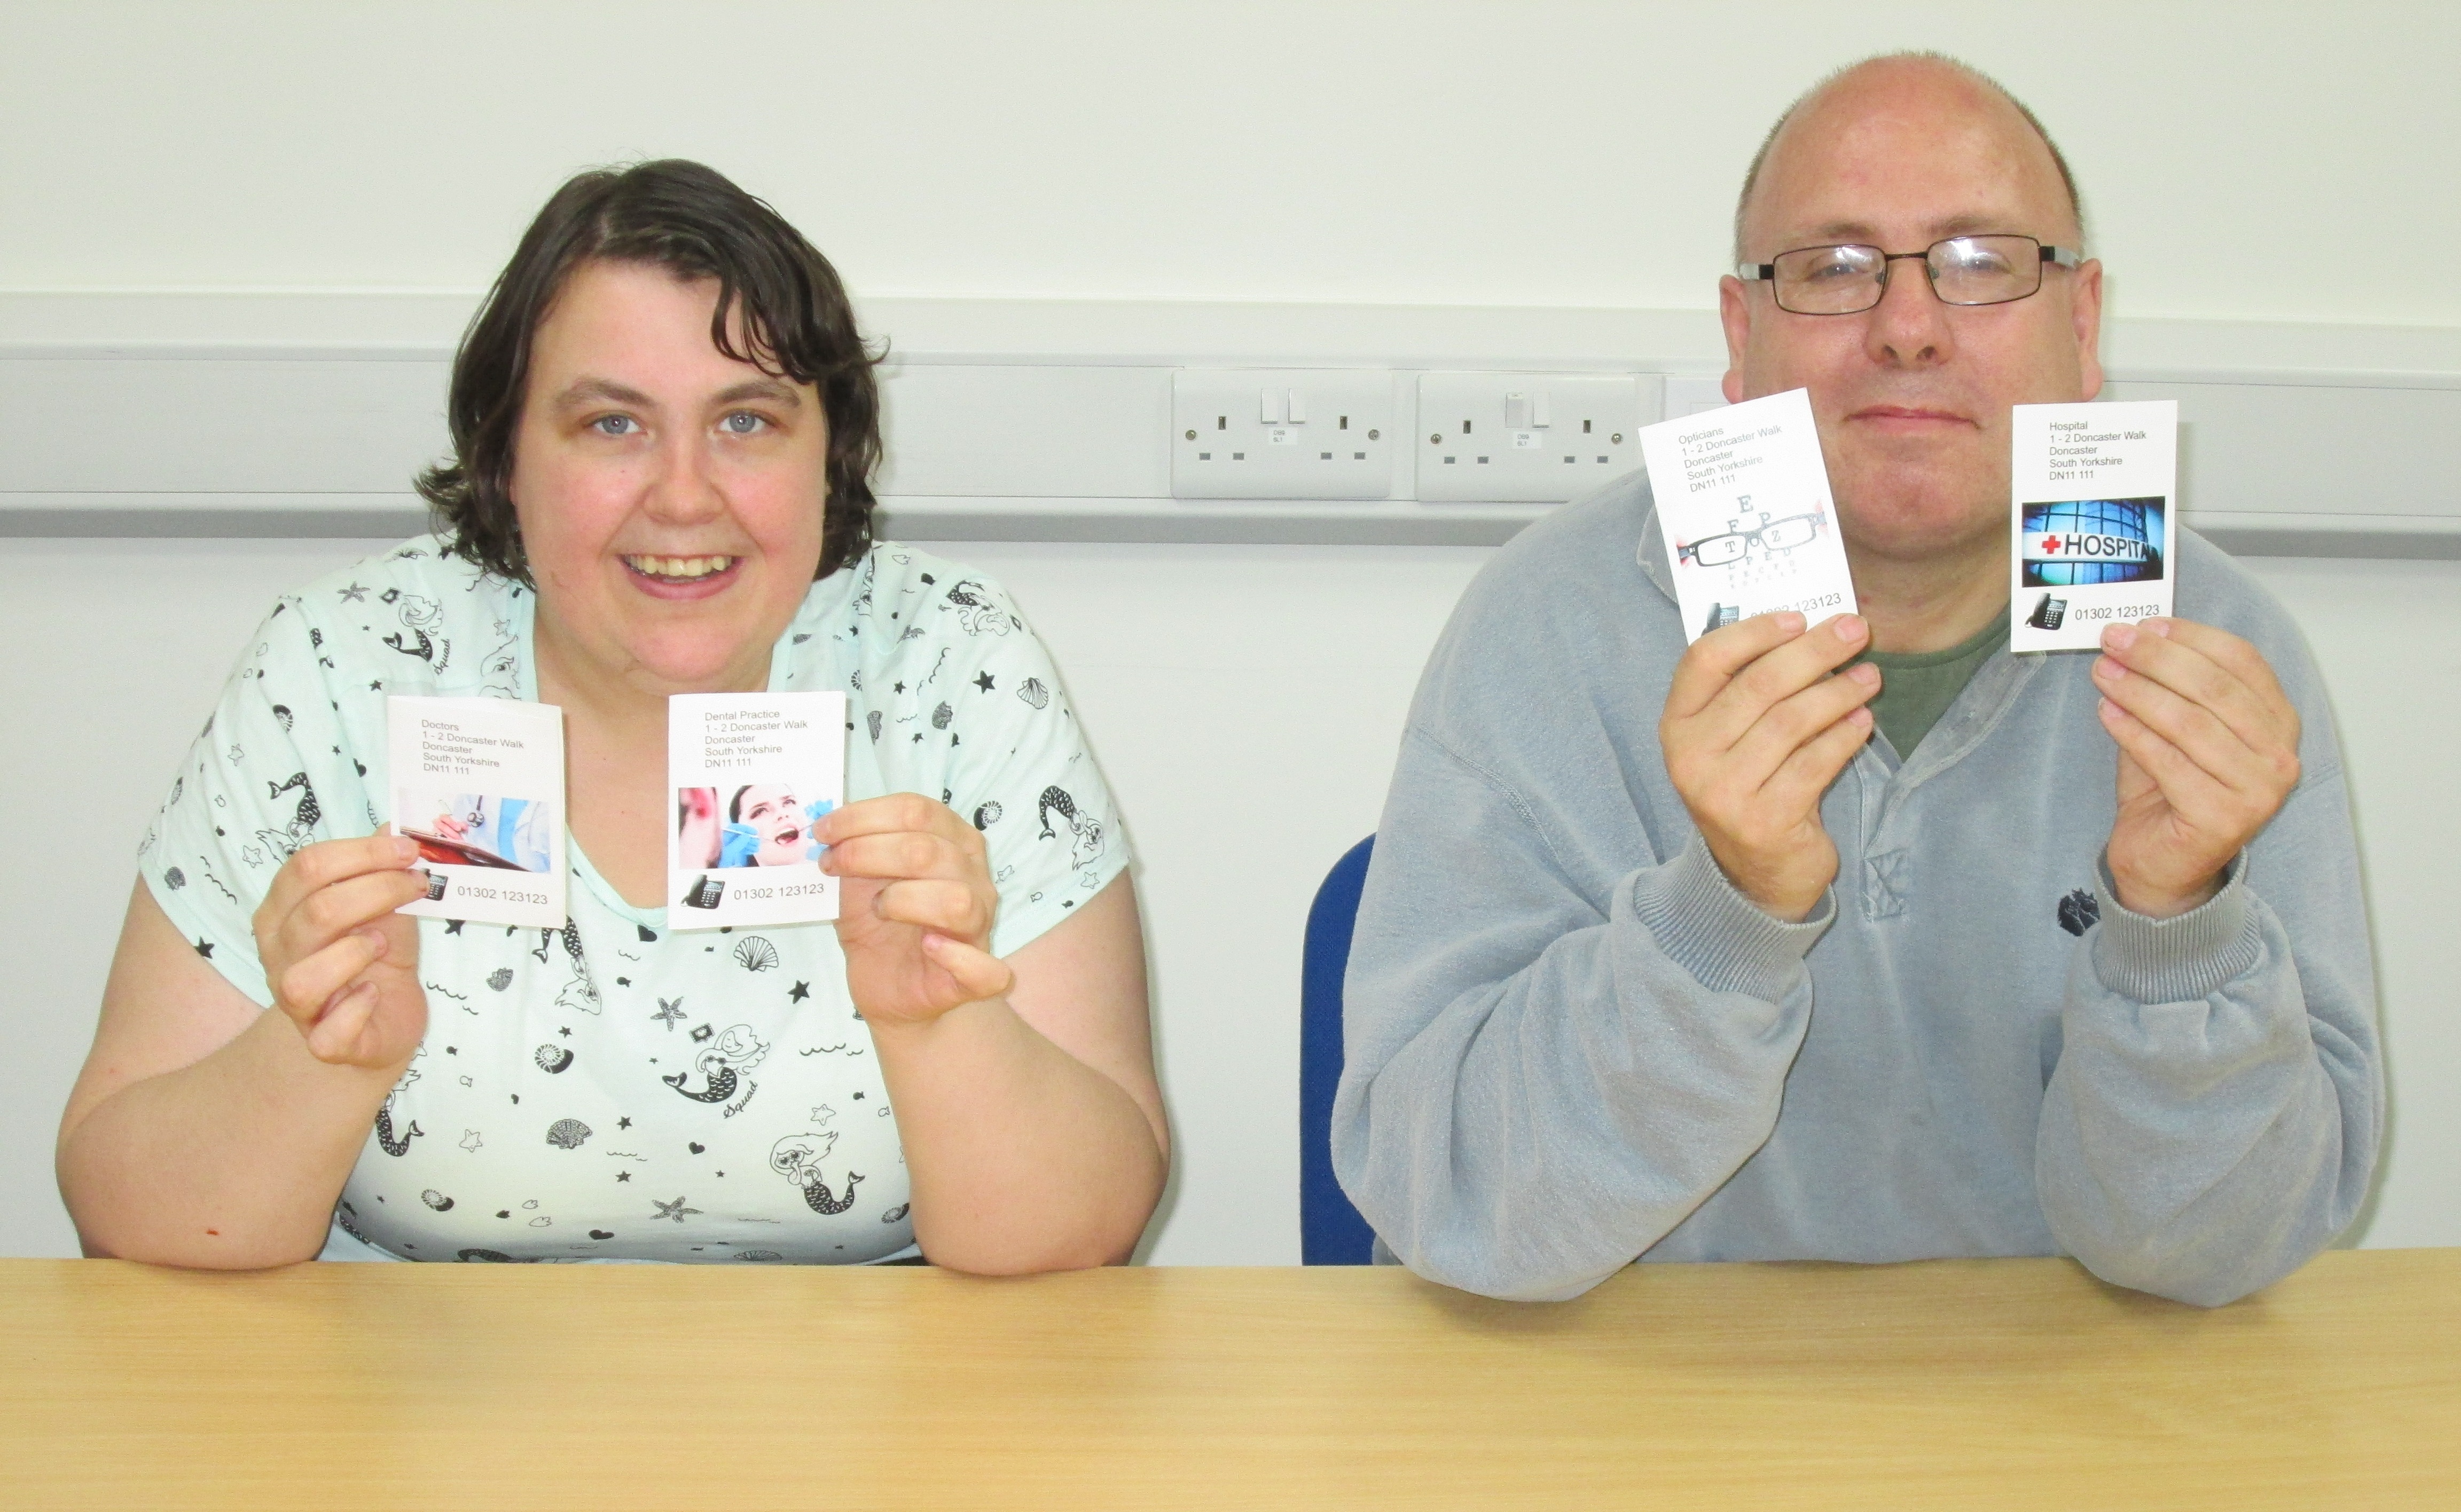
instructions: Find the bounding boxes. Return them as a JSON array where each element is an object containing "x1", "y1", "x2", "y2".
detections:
[
  {"x1": 398, "y1": 791, "x2": 555, "y2": 872},
  {"x1": 666, "y1": 691, "x2": 847, "y2": 928},
  {"x1": 2021, "y1": 498, "x2": 2166, "y2": 587},
  {"x1": 676, "y1": 784, "x2": 835, "y2": 871}
]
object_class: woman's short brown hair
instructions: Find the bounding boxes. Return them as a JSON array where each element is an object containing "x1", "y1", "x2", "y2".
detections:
[{"x1": 417, "y1": 159, "x2": 882, "y2": 583}]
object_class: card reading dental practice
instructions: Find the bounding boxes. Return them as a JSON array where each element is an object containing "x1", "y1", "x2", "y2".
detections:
[
  {"x1": 2008, "y1": 400, "x2": 2177, "y2": 653},
  {"x1": 667, "y1": 692, "x2": 845, "y2": 930},
  {"x1": 1640, "y1": 387, "x2": 1857, "y2": 643},
  {"x1": 388, "y1": 696, "x2": 567, "y2": 929}
]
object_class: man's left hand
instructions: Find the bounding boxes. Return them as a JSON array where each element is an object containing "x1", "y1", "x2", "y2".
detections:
[{"x1": 2093, "y1": 618, "x2": 2301, "y2": 918}]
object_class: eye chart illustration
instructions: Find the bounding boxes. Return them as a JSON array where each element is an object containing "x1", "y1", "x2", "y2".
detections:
[
  {"x1": 2008, "y1": 400, "x2": 2176, "y2": 652},
  {"x1": 668, "y1": 692, "x2": 846, "y2": 929},
  {"x1": 1640, "y1": 388, "x2": 1857, "y2": 641},
  {"x1": 388, "y1": 696, "x2": 567, "y2": 928}
]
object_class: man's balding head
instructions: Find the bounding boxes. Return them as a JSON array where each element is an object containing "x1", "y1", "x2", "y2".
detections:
[
  {"x1": 1714, "y1": 51, "x2": 2104, "y2": 580},
  {"x1": 1734, "y1": 53, "x2": 2083, "y2": 265}
]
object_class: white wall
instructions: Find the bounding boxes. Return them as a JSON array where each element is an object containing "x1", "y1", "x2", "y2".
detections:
[
  {"x1": 6, "y1": 1, "x2": 2459, "y2": 326},
  {"x1": 4, "y1": 3, "x2": 2458, "y2": 1261}
]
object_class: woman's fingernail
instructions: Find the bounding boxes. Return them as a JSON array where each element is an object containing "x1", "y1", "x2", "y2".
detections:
[
  {"x1": 393, "y1": 836, "x2": 419, "y2": 862},
  {"x1": 1775, "y1": 612, "x2": 1805, "y2": 633},
  {"x1": 2145, "y1": 618, "x2": 2173, "y2": 637},
  {"x1": 2094, "y1": 656, "x2": 2123, "y2": 680},
  {"x1": 1848, "y1": 662, "x2": 1880, "y2": 686},
  {"x1": 2103, "y1": 623, "x2": 2136, "y2": 651},
  {"x1": 1836, "y1": 615, "x2": 1868, "y2": 641}
]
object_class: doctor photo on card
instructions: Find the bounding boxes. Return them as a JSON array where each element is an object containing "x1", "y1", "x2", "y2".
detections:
[
  {"x1": 1334, "y1": 52, "x2": 2380, "y2": 1306},
  {"x1": 56, "y1": 161, "x2": 1167, "y2": 1273}
]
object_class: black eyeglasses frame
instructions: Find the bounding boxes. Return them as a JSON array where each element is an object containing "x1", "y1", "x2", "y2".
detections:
[{"x1": 1735, "y1": 235, "x2": 2081, "y2": 315}]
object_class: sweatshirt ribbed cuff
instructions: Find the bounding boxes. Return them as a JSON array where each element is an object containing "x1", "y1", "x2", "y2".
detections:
[
  {"x1": 1628, "y1": 832, "x2": 1832, "y2": 1002},
  {"x1": 2090, "y1": 852, "x2": 2261, "y2": 1004}
]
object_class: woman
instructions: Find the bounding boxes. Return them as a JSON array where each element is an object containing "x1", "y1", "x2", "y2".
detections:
[
  {"x1": 57, "y1": 161, "x2": 1166, "y2": 1272},
  {"x1": 726, "y1": 784, "x2": 823, "y2": 869}
]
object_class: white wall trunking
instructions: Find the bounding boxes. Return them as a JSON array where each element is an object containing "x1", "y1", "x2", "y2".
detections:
[{"x1": 4, "y1": 295, "x2": 2458, "y2": 557}]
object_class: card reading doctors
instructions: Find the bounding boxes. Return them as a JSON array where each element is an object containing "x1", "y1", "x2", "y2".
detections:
[
  {"x1": 388, "y1": 696, "x2": 567, "y2": 929},
  {"x1": 667, "y1": 692, "x2": 847, "y2": 930},
  {"x1": 2009, "y1": 399, "x2": 2178, "y2": 653},
  {"x1": 1640, "y1": 387, "x2": 1859, "y2": 642}
]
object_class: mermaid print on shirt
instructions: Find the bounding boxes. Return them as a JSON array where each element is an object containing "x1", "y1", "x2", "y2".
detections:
[
  {"x1": 664, "y1": 1025, "x2": 769, "y2": 1107},
  {"x1": 138, "y1": 537, "x2": 1127, "y2": 1263}
]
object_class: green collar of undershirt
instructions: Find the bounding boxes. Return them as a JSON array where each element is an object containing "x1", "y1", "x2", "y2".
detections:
[{"x1": 1860, "y1": 616, "x2": 2011, "y2": 759}]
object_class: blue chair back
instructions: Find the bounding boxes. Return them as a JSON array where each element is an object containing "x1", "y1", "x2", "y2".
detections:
[{"x1": 1300, "y1": 835, "x2": 1379, "y2": 1264}]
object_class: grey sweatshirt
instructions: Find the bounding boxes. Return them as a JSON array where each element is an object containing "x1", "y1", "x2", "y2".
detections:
[{"x1": 1331, "y1": 474, "x2": 2382, "y2": 1306}]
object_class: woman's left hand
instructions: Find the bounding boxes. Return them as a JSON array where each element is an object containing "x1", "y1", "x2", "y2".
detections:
[{"x1": 818, "y1": 794, "x2": 1014, "y2": 1028}]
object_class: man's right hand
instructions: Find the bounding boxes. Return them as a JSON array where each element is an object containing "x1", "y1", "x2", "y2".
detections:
[
  {"x1": 249, "y1": 832, "x2": 432, "y2": 1069},
  {"x1": 1660, "y1": 612, "x2": 1879, "y2": 921}
]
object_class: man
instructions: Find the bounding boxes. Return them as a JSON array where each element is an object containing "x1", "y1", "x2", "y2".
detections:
[{"x1": 1330, "y1": 53, "x2": 2380, "y2": 1306}]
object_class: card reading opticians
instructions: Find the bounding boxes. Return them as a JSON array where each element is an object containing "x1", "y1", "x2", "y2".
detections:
[
  {"x1": 1640, "y1": 387, "x2": 1858, "y2": 642},
  {"x1": 2009, "y1": 400, "x2": 2177, "y2": 653},
  {"x1": 667, "y1": 692, "x2": 846, "y2": 930},
  {"x1": 388, "y1": 696, "x2": 567, "y2": 929}
]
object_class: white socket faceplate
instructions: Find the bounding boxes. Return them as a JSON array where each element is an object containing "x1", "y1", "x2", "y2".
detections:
[
  {"x1": 1415, "y1": 372, "x2": 1655, "y2": 503},
  {"x1": 1171, "y1": 369, "x2": 1399, "y2": 500}
]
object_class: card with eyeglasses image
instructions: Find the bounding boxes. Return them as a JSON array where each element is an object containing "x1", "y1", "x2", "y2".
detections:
[
  {"x1": 2008, "y1": 399, "x2": 2176, "y2": 653},
  {"x1": 1640, "y1": 387, "x2": 1859, "y2": 643}
]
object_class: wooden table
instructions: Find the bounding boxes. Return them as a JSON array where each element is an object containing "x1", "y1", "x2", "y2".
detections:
[{"x1": 3, "y1": 1249, "x2": 2454, "y2": 1510}]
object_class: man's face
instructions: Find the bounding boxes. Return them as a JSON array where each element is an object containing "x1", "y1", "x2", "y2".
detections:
[{"x1": 1719, "y1": 65, "x2": 2104, "y2": 567}]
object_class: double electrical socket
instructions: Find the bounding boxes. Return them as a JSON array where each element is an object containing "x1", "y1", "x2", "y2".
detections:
[
  {"x1": 1414, "y1": 373, "x2": 1652, "y2": 503},
  {"x1": 1171, "y1": 369, "x2": 1399, "y2": 500},
  {"x1": 1169, "y1": 368, "x2": 1657, "y2": 502}
]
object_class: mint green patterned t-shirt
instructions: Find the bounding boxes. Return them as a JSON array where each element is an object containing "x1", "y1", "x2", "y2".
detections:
[{"x1": 142, "y1": 537, "x2": 1128, "y2": 1264}]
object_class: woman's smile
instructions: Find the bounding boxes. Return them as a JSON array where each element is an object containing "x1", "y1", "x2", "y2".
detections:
[{"x1": 620, "y1": 552, "x2": 744, "y2": 600}]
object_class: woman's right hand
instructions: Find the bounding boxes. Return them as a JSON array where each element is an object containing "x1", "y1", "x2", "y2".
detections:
[{"x1": 250, "y1": 832, "x2": 432, "y2": 1069}]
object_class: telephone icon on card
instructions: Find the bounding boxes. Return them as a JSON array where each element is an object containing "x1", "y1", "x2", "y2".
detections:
[
  {"x1": 2027, "y1": 594, "x2": 2068, "y2": 631},
  {"x1": 684, "y1": 875, "x2": 725, "y2": 910}
]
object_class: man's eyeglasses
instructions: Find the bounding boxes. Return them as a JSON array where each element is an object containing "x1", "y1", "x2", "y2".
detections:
[
  {"x1": 1736, "y1": 234, "x2": 2079, "y2": 316},
  {"x1": 1678, "y1": 513, "x2": 1825, "y2": 568}
]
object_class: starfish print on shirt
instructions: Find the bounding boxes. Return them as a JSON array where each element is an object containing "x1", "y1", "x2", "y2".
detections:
[{"x1": 652, "y1": 1196, "x2": 702, "y2": 1223}]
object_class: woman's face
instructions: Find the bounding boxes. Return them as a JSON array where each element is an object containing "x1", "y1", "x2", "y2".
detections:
[
  {"x1": 736, "y1": 784, "x2": 807, "y2": 867},
  {"x1": 511, "y1": 259, "x2": 828, "y2": 696}
]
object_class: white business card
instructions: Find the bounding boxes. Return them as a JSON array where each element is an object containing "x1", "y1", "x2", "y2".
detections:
[
  {"x1": 389, "y1": 696, "x2": 567, "y2": 928},
  {"x1": 1640, "y1": 388, "x2": 1859, "y2": 642},
  {"x1": 667, "y1": 692, "x2": 846, "y2": 930},
  {"x1": 2009, "y1": 400, "x2": 2178, "y2": 653}
]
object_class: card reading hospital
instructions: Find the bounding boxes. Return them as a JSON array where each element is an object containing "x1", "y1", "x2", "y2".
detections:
[
  {"x1": 667, "y1": 692, "x2": 846, "y2": 930},
  {"x1": 1640, "y1": 387, "x2": 1857, "y2": 642},
  {"x1": 2009, "y1": 399, "x2": 2177, "y2": 653},
  {"x1": 388, "y1": 696, "x2": 567, "y2": 929}
]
